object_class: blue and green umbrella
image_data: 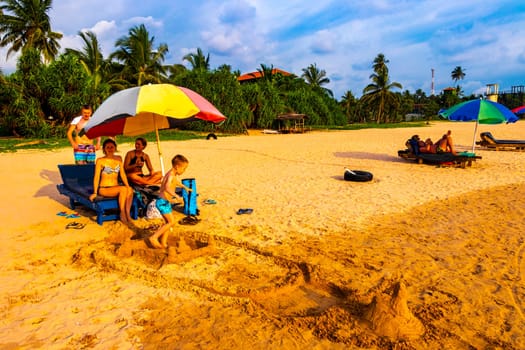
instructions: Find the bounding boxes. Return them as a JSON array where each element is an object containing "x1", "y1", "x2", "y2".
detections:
[{"x1": 439, "y1": 99, "x2": 518, "y2": 152}]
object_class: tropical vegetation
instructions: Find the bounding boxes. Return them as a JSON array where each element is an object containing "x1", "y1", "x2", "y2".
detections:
[{"x1": 0, "y1": 0, "x2": 518, "y2": 140}]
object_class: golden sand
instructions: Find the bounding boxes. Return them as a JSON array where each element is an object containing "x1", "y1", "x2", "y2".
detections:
[{"x1": 1, "y1": 121, "x2": 525, "y2": 349}]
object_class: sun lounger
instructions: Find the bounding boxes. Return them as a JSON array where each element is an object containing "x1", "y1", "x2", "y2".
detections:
[
  {"x1": 56, "y1": 164, "x2": 139, "y2": 225},
  {"x1": 398, "y1": 138, "x2": 481, "y2": 168},
  {"x1": 476, "y1": 132, "x2": 525, "y2": 151}
]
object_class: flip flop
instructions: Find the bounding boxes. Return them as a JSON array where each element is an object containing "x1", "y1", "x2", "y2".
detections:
[
  {"x1": 66, "y1": 222, "x2": 86, "y2": 229},
  {"x1": 203, "y1": 199, "x2": 217, "y2": 205},
  {"x1": 56, "y1": 211, "x2": 68, "y2": 216},
  {"x1": 236, "y1": 208, "x2": 253, "y2": 215},
  {"x1": 178, "y1": 216, "x2": 201, "y2": 225},
  {"x1": 66, "y1": 213, "x2": 81, "y2": 219}
]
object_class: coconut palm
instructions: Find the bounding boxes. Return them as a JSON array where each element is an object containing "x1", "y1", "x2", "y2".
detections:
[
  {"x1": 163, "y1": 63, "x2": 187, "y2": 81},
  {"x1": 301, "y1": 63, "x2": 332, "y2": 97},
  {"x1": 0, "y1": 0, "x2": 62, "y2": 63},
  {"x1": 183, "y1": 47, "x2": 210, "y2": 71},
  {"x1": 451, "y1": 66, "x2": 466, "y2": 84},
  {"x1": 372, "y1": 53, "x2": 389, "y2": 75},
  {"x1": 110, "y1": 24, "x2": 168, "y2": 86},
  {"x1": 65, "y1": 30, "x2": 127, "y2": 106},
  {"x1": 361, "y1": 54, "x2": 402, "y2": 123}
]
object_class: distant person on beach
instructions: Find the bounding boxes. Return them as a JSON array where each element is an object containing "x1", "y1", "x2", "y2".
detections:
[
  {"x1": 123, "y1": 137, "x2": 162, "y2": 186},
  {"x1": 89, "y1": 139, "x2": 135, "y2": 225},
  {"x1": 148, "y1": 154, "x2": 192, "y2": 249},
  {"x1": 67, "y1": 104, "x2": 101, "y2": 164},
  {"x1": 419, "y1": 130, "x2": 457, "y2": 155}
]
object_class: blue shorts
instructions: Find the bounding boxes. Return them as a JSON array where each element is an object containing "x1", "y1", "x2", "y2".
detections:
[
  {"x1": 155, "y1": 197, "x2": 172, "y2": 215},
  {"x1": 74, "y1": 144, "x2": 96, "y2": 164}
]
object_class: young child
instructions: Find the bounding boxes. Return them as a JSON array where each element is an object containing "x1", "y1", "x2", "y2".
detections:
[{"x1": 148, "y1": 154, "x2": 191, "y2": 249}]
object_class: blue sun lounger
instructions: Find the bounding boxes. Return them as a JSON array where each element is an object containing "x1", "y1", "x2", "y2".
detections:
[{"x1": 56, "y1": 164, "x2": 139, "y2": 225}]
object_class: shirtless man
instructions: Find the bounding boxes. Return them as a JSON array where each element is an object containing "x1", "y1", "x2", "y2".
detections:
[
  {"x1": 419, "y1": 130, "x2": 457, "y2": 155},
  {"x1": 67, "y1": 105, "x2": 101, "y2": 164}
]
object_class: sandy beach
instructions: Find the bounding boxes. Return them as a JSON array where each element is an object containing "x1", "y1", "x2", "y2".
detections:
[{"x1": 1, "y1": 121, "x2": 525, "y2": 349}]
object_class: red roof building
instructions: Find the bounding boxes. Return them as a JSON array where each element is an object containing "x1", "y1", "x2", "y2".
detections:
[{"x1": 237, "y1": 68, "x2": 292, "y2": 82}]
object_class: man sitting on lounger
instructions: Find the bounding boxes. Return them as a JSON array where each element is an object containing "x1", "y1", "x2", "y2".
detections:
[{"x1": 419, "y1": 130, "x2": 458, "y2": 155}]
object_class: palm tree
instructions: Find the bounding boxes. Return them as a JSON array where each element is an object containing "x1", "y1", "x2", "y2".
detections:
[
  {"x1": 251, "y1": 63, "x2": 276, "y2": 82},
  {"x1": 0, "y1": 0, "x2": 62, "y2": 63},
  {"x1": 361, "y1": 53, "x2": 402, "y2": 123},
  {"x1": 65, "y1": 30, "x2": 126, "y2": 106},
  {"x1": 183, "y1": 48, "x2": 210, "y2": 71},
  {"x1": 451, "y1": 66, "x2": 466, "y2": 84},
  {"x1": 110, "y1": 24, "x2": 168, "y2": 86},
  {"x1": 301, "y1": 63, "x2": 332, "y2": 96},
  {"x1": 66, "y1": 31, "x2": 104, "y2": 77},
  {"x1": 372, "y1": 53, "x2": 389, "y2": 76},
  {"x1": 451, "y1": 66, "x2": 466, "y2": 96},
  {"x1": 340, "y1": 90, "x2": 358, "y2": 123},
  {"x1": 163, "y1": 63, "x2": 187, "y2": 81}
]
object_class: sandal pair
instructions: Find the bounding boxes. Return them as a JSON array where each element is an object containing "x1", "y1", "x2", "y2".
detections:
[
  {"x1": 178, "y1": 215, "x2": 201, "y2": 225},
  {"x1": 66, "y1": 222, "x2": 86, "y2": 230}
]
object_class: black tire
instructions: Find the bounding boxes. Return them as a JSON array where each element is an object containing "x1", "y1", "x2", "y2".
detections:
[
  {"x1": 206, "y1": 133, "x2": 217, "y2": 140},
  {"x1": 344, "y1": 169, "x2": 373, "y2": 182}
]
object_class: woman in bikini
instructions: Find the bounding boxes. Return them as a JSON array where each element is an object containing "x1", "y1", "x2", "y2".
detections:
[
  {"x1": 123, "y1": 137, "x2": 162, "y2": 186},
  {"x1": 89, "y1": 139, "x2": 135, "y2": 224}
]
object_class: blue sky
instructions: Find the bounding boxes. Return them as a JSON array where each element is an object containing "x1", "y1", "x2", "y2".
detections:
[{"x1": 1, "y1": 0, "x2": 525, "y2": 99}]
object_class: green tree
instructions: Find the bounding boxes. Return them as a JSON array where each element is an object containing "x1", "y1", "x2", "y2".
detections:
[
  {"x1": 163, "y1": 63, "x2": 187, "y2": 81},
  {"x1": 340, "y1": 90, "x2": 359, "y2": 123},
  {"x1": 451, "y1": 66, "x2": 466, "y2": 96},
  {"x1": 301, "y1": 63, "x2": 332, "y2": 97},
  {"x1": 451, "y1": 66, "x2": 466, "y2": 84},
  {"x1": 361, "y1": 53, "x2": 402, "y2": 123},
  {"x1": 110, "y1": 24, "x2": 168, "y2": 86},
  {"x1": 182, "y1": 47, "x2": 210, "y2": 71},
  {"x1": 0, "y1": 0, "x2": 62, "y2": 63},
  {"x1": 65, "y1": 31, "x2": 115, "y2": 107}
]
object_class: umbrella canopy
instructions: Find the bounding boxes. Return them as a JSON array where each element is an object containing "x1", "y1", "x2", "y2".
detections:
[
  {"x1": 82, "y1": 84, "x2": 226, "y2": 174},
  {"x1": 511, "y1": 105, "x2": 525, "y2": 116},
  {"x1": 439, "y1": 99, "x2": 518, "y2": 152}
]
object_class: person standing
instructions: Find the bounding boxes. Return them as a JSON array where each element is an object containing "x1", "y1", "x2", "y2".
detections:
[{"x1": 67, "y1": 104, "x2": 101, "y2": 164}]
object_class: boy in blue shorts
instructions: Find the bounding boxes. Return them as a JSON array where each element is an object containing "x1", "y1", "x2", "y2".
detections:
[
  {"x1": 67, "y1": 105, "x2": 101, "y2": 164},
  {"x1": 148, "y1": 155, "x2": 192, "y2": 249}
]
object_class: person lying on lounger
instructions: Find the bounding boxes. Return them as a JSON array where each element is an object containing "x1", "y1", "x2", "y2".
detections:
[{"x1": 419, "y1": 130, "x2": 458, "y2": 155}]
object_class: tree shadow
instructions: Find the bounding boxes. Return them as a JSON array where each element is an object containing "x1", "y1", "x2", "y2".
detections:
[{"x1": 333, "y1": 151, "x2": 405, "y2": 163}]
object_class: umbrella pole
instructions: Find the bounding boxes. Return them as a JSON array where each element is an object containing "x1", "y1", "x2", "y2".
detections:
[
  {"x1": 471, "y1": 119, "x2": 479, "y2": 153},
  {"x1": 153, "y1": 118, "x2": 165, "y2": 176}
]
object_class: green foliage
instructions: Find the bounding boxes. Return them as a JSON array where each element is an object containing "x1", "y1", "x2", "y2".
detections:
[
  {"x1": 42, "y1": 53, "x2": 90, "y2": 124},
  {"x1": 173, "y1": 69, "x2": 251, "y2": 134},
  {"x1": 0, "y1": 0, "x2": 63, "y2": 62}
]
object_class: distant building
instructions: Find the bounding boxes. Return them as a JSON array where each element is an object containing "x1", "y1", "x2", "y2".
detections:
[
  {"x1": 237, "y1": 68, "x2": 292, "y2": 83},
  {"x1": 442, "y1": 87, "x2": 457, "y2": 95}
]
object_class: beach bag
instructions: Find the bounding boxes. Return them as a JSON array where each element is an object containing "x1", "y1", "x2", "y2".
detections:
[
  {"x1": 146, "y1": 199, "x2": 162, "y2": 219},
  {"x1": 181, "y1": 178, "x2": 199, "y2": 216}
]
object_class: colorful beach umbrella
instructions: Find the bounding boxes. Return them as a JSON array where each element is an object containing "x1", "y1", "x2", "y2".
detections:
[
  {"x1": 439, "y1": 99, "x2": 518, "y2": 152},
  {"x1": 82, "y1": 84, "x2": 226, "y2": 174},
  {"x1": 511, "y1": 105, "x2": 525, "y2": 116}
]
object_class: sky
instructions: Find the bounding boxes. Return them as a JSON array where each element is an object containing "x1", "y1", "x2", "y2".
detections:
[{"x1": 1, "y1": 0, "x2": 525, "y2": 99}]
